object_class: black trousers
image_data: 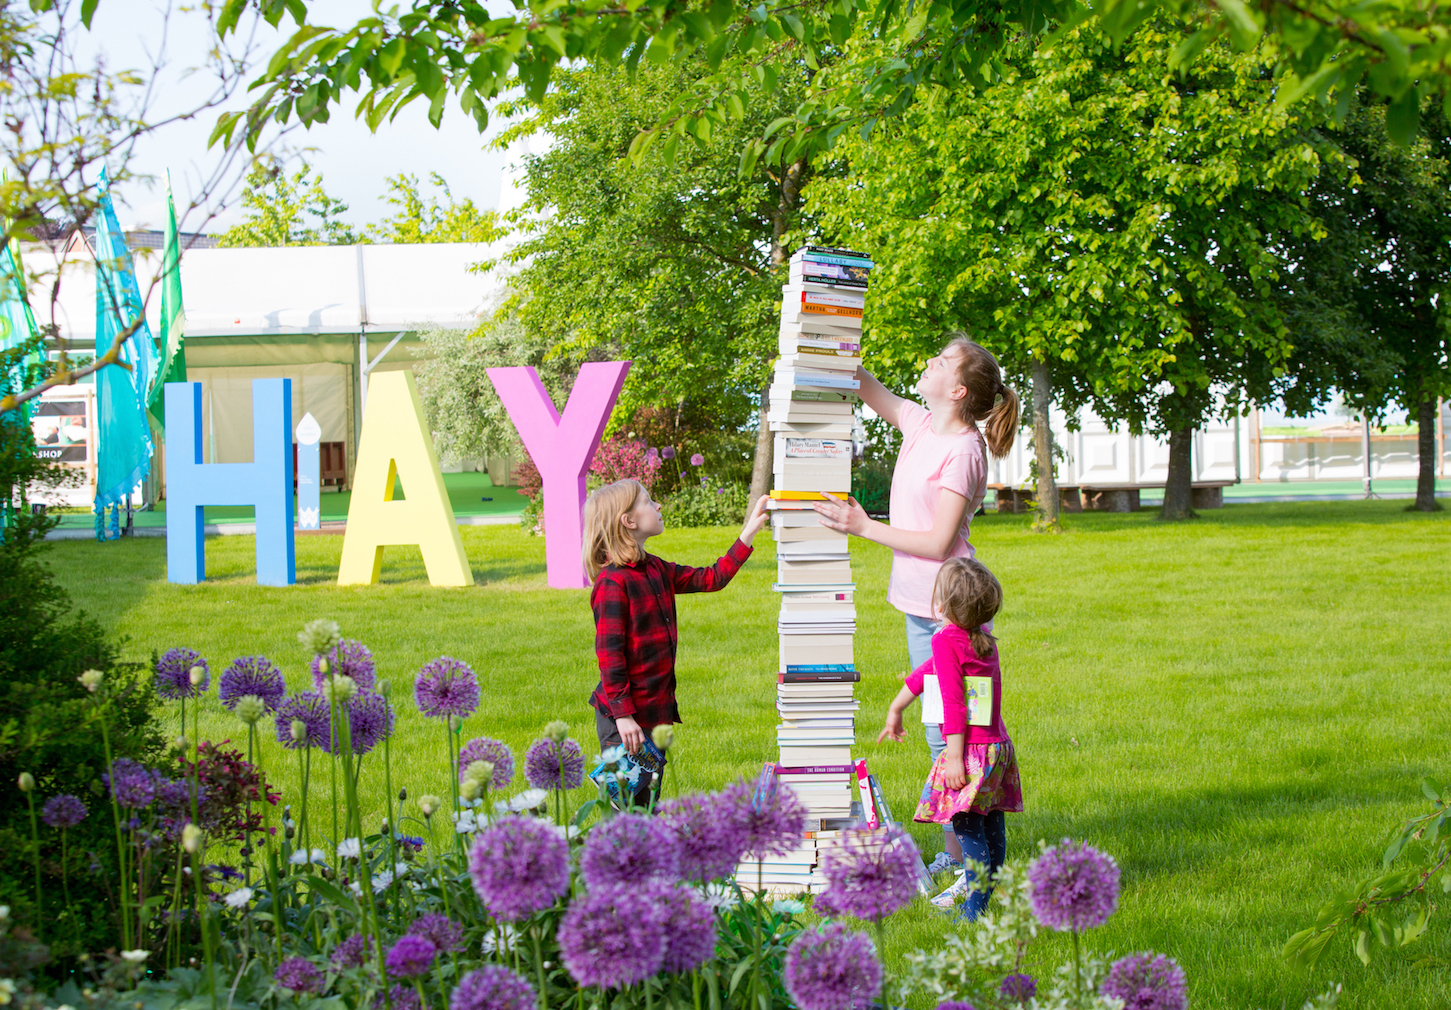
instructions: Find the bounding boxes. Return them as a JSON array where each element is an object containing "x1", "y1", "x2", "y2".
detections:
[{"x1": 594, "y1": 709, "x2": 667, "y2": 810}]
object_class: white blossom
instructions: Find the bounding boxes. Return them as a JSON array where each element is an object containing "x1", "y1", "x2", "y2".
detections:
[
  {"x1": 223, "y1": 888, "x2": 254, "y2": 909},
  {"x1": 508, "y1": 788, "x2": 548, "y2": 812},
  {"x1": 336, "y1": 838, "x2": 362, "y2": 859},
  {"x1": 120, "y1": 949, "x2": 150, "y2": 963}
]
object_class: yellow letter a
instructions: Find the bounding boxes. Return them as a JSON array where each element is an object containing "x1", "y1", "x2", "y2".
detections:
[{"x1": 337, "y1": 370, "x2": 474, "y2": 587}]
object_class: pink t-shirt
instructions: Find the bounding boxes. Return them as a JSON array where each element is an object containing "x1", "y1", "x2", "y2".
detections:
[{"x1": 887, "y1": 401, "x2": 987, "y2": 618}]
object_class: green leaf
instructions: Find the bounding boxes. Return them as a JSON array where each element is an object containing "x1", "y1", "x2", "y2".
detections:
[
  {"x1": 571, "y1": 798, "x2": 599, "y2": 828},
  {"x1": 305, "y1": 875, "x2": 359, "y2": 916},
  {"x1": 1354, "y1": 927, "x2": 1373, "y2": 966},
  {"x1": 1421, "y1": 780, "x2": 1440, "y2": 803},
  {"x1": 80, "y1": 0, "x2": 99, "y2": 27},
  {"x1": 378, "y1": 38, "x2": 407, "y2": 78},
  {"x1": 1386, "y1": 88, "x2": 1420, "y2": 146}
]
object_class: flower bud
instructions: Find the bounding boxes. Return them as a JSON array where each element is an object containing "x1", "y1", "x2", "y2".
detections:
[
  {"x1": 460, "y1": 779, "x2": 482, "y2": 802},
  {"x1": 298, "y1": 618, "x2": 342, "y2": 657},
  {"x1": 544, "y1": 720, "x2": 570, "y2": 743},
  {"x1": 323, "y1": 675, "x2": 357, "y2": 703},
  {"x1": 650, "y1": 724, "x2": 675, "y2": 752},
  {"x1": 188, "y1": 665, "x2": 206, "y2": 686},
  {"x1": 318, "y1": 657, "x2": 331, "y2": 676},
  {"x1": 17, "y1": 772, "x2": 34, "y2": 793},
  {"x1": 463, "y1": 760, "x2": 494, "y2": 787},
  {"x1": 418, "y1": 794, "x2": 440, "y2": 819},
  {"x1": 378, "y1": 679, "x2": 391, "y2": 698},
  {"x1": 290, "y1": 719, "x2": 308, "y2": 743},
  {"x1": 182, "y1": 824, "x2": 203, "y2": 854},
  {"x1": 235, "y1": 695, "x2": 267, "y2": 726},
  {"x1": 398, "y1": 787, "x2": 408, "y2": 802},
  {"x1": 172, "y1": 735, "x2": 189, "y2": 752},
  {"x1": 78, "y1": 670, "x2": 104, "y2": 692}
]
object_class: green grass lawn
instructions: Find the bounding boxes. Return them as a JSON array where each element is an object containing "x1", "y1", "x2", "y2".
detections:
[{"x1": 41, "y1": 500, "x2": 1451, "y2": 1008}]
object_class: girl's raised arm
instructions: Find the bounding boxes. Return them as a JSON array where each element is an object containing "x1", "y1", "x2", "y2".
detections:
[{"x1": 855, "y1": 366, "x2": 909, "y2": 430}]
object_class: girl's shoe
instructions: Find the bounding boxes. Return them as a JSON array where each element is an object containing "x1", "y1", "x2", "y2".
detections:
[
  {"x1": 925, "y1": 851, "x2": 963, "y2": 875},
  {"x1": 930, "y1": 873, "x2": 971, "y2": 910}
]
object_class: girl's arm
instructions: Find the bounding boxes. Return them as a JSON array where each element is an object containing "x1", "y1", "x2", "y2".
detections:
[
  {"x1": 856, "y1": 366, "x2": 909, "y2": 430},
  {"x1": 877, "y1": 683, "x2": 919, "y2": 744},
  {"x1": 942, "y1": 732, "x2": 968, "y2": 790},
  {"x1": 669, "y1": 497, "x2": 767, "y2": 594},
  {"x1": 814, "y1": 486, "x2": 970, "y2": 560},
  {"x1": 592, "y1": 576, "x2": 642, "y2": 751}
]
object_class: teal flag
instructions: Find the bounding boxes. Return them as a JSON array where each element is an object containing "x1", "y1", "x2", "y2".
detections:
[
  {"x1": 147, "y1": 174, "x2": 186, "y2": 426},
  {"x1": 93, "y1": 166, "x2": 157, "y2": 512},
  {"x1": 0, "y1": 236, "x2": 38, "y2": 393}
]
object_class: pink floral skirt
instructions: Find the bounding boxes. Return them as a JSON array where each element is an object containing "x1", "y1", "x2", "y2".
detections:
[{"x1": 913, "y1": 739, "x2": 1024, "y2": 825}]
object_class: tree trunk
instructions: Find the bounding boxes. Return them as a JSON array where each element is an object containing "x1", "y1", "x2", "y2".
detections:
[
  {"x1": 749, "y1": 386, "x2": 773, "y2": 508},
  {"x1": 1411, "y1": 395, "x2": 1443, "y2": 512},
  {"x1": 1031, "y1": 359, "x2": 1059, "y2": 525},
  {"x1": 1160, "y1": 426, "x2": 1196, "y2": 520}
]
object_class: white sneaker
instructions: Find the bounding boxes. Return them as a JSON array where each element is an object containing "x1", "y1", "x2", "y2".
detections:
[
  {"x1": 930, "y1": 872, "x2": 971, "y2": 909},
  {"x1": 925, "y1": 851, "x2": 963, "y2": 874}
]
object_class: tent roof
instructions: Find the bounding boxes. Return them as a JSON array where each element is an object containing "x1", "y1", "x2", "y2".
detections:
[{"x1": 34, "y1": 241, "x2": 504, "y2": 345}]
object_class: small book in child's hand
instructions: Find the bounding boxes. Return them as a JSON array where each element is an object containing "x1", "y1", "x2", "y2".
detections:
[
  {"x1": 966, "y1": 676, "x2": 993, "y2": 727},
  {"x1": 590, "y1": 738, "x2": 667, "y2": 805}
]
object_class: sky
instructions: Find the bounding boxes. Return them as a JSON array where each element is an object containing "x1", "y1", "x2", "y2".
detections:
[{"x1": 81, "y1": 0, "x2": 516, "y2": 236}]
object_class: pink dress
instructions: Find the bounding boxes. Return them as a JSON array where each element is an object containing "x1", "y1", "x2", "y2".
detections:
[{"x1": 906, "y1": 624, "x2": 1024, "y2": 824}]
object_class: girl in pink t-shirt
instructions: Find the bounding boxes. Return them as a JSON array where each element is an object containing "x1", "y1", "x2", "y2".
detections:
[{"x1": 815, "y1": 334, "x2": 1020, "y2": 871}]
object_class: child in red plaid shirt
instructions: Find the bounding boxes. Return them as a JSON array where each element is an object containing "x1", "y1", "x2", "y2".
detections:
[{"x1": 584, "y1": 479, "x2": 769, "y2": 805}]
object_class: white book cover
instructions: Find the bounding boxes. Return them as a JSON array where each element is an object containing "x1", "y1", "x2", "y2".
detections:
[
  {"x1": 771, "y1": 476, "x2": 850, "y2": 494},
  {"x1": 778, "y1": 745, "x2": 854, "y2": 766},
  {"x1": 783, "y1": 284, "x2": 867, "y2": 308},
  {"x1": 779, "y1": 332, "x2": 862, "y2": 352},
  {"x1": 780, "y1": 313, "x2": 863, "y2": 336},
  {"x1": 772, "y1": 370, "x2": 861, "y2": 391},
  {"x1": 778, "y1": 608, "x2": 857, "y2": 623},
  {"x1": 773, "y1": 525, "x2": 847, "y2": 542},
  {"x1": 778, "y1": 591, "x2": 855, "y2": 604},
  {"x1": 780, "y1": 437, "x2": 852, "y2": 460},
  {"x1": 777, "y1": 353, "x2": 859, "y2": 374},
  {"x1": 769, "y1": 420, "x2": 854, "y2": 436}
]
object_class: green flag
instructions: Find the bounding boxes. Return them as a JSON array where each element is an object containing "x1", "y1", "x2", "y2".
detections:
[{"x1": 147, "y1": 174, "x2": 186, "y2": 426}]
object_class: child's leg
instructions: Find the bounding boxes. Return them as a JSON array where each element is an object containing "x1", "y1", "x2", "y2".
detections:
[{"x1": 950, "y1": 812, "x2": 1003, "y2": 921}]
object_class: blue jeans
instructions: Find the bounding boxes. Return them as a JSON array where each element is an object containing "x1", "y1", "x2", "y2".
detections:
[
  {"x1": 952, "y1": 810, "x2": 1006, "y2": 921},
  {"x1": 905, "y1": 613, "x2": 944, "y2": 755}
]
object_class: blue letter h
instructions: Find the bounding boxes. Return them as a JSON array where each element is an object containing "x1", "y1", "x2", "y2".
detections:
[{"x1": 165, "y1": 380, "x2": 296, "y2": 585}]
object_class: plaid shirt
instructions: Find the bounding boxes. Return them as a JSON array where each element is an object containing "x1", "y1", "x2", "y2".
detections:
[{"x1": 589, "y1": 538, "x2": 754, "y2": 729}]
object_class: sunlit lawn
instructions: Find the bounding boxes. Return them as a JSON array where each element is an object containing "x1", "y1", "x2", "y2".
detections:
[{"x1": 44, "y1": 500, "x2": 1451, "y2": 1008}]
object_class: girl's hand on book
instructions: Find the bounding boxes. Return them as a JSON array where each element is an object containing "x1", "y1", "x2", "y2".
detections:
[
  {"x1": 616, "y1": 715, "x2": 644, "y2": 754},
  {"x1": 943, "y1": 755, "x2": 968, "y2": 791},
  {"x1": 814, "y1": 492, "x2": 871, "y2": 537},
  {"x1": 739, "y1": 494, "x2": 769, "y2": 546},
  {"x1": 877, "y1": 709, "x2": 906, "y2": 744}
]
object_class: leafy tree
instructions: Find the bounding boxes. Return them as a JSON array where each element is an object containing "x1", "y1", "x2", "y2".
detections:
[
  {"x1": 218, "y1": 160, "x2": 358, "y2": 246},
  {"x1": 495, "y1": 59, "x2": 827, "y2": 503},
  {"x1": 811, "y1": 22, "x2": 1337, "y2": 520},
  {"x1": 1285, "y1": 97, "x2": 1451, "y2": 512},
  {"x1": 367, "y1": 173, "x2": 501, "y2": 244}
]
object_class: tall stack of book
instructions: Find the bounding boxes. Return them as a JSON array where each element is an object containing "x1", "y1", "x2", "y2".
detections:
[{"x1": 737, "y1": 245, "x2": 874, "y2": 897}]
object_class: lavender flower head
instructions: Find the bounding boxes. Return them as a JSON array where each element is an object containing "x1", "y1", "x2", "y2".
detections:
[
  {"x1": 155, "y1": 777, "x2": 205, "y2": 811},
  {"x1": 450, "y1": 966, "x2": 537, "y2": 1010},
  {"x1": 218, "y1": 656, "x2": 286, "y2": 713},
  {"x1": 1101, "y1": 953, "x2": 1188, "y2": 1010},
  {"x1": 815, "y1": 824, "x2": 921, "y2": 923},
  {"x1": 998, "y1": 973, "x2": 1037, "y2": 1003},
  {"x1": 690, "y1": 452, "x2": 705, "y2": 466},
  {"x1": 523, "y1": 737, "x2": 585, "y2": 791},
  {"x1": 311, "y1": 639, "x2": 376, "y2": 691},
  {"x1": 414, "y1": 656, "x2": 480, "y2": 720},
  {"x1": 331, "y1": 691, "x2": 394, "y2": 756},
  {"x1": 659, "y1": 792, "x2": 745, "y2": 883},
  {"x1": 155, "y1": 648, "x2": 209, "y2": 700},
  {"x1": 579, "y1": 812, "x2": 681, "y2": 888},
  {"x1": 274, "y1": 957, "x2": 325, "y2": 995},
  {"x1": 41, "y1": 794, "x2": 88, "y2": 829},
  {"x1": 1027, "y1": 839, "x2": 1120, "y2": 932},
  {"x1": 330, "y1": 934, "x2": 372, "y2": 970},
  {"x1": 381, "y1": 986, "x2": 421, "y2": 1010},
  {"x1": 783, "y1": 923, "x2": 882, "y2": 1010},
  {"x1": 385, "y1": 935, "x2": 437, "y2": 978},
  {"x1": 648, "y1": 882, "x2": 718, "y2": 975},
  {"x1": 108, "y1": 758, "x2": 155, "y2": 809},
  {"x1": 468, "y1": 815, "x2": 570, "y2": 921},
  {"x1": 408, "y1": 913, "x2": 464, "y2": 953},
  {"x1": 935, "y1": 1003, "x2": 979, "y2": 1010},
  {"x1": 557, "y1": 884, "x2": 667, "y2": 988},
  {"x1": 458, "y1": 737, "x2": 514, "y2": 790},
  {"x1": 725, "y1": 778, "x2": 808, "y2": 860},
  {"x1": 276, "y1": 692, "x2": 330, "y2": 750}
]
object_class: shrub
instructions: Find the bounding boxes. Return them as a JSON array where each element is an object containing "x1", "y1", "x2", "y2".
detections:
[{"x1": 662, "y1": 477, "x2": 749, "y2": 527}]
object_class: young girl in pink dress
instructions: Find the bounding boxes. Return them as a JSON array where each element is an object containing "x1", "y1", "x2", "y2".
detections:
[{"x1": 878, "y1": 557, "x2": 1023, "y2": 920}]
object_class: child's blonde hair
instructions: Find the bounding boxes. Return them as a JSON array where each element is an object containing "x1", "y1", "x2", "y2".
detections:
[
  {"x1": 583, "y1": 479, "x2": 649, "y2": 580},
  {"x1": 933, "y1": 557, "x2": 1002, "y2": 658}
]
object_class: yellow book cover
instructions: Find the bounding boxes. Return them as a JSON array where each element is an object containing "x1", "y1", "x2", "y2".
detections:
[
  {"x1": 966, "y1": 676, "x2": 993, "y2": 727},
  {"x1": 770, "y1": 490, "x2": 851, "y2": 500}
]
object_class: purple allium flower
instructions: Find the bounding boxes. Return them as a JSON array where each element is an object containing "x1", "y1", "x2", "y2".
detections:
[
  {"x1": 414, "y1": 656, "x2": 480, "y2": 720},
  {"x1": 385, "y1": 934, "x2": 437, "y2": 978},
  {"x1": 379, "y1": 985, "x2": 421, "y2": 1010},
  {"x1": 648, "y1": 882, "x2": 718, "y2": 975},
  {"x1": 690, "y1": 453, "x2": 705, "y2": 466},
  {"x1": 311, "y1": 639, "x2": 376, "y2": 691},
  {"x1": 646, "y1": 447, "x2": 660, "y2": 463},
  {"x1": 331, "y1": 933, "x2": 372, "y2": 969},
  {"x1": 522, "y1": 737, "x2": 585, "y2": 791},
  {"x1": 557, "y1": 884, "x2": 667, "y2": 988},
  {"x1": 815, "y1": 824, "x2": 921, "y2": 922},
  {"x1": 458, "y1": 737, "x2": 514, "y2": 790},
  {"x1": 274, "y1": 957, "x2": 325, "y2": 994},
  {"x1": 998, "y1": 973, "x2": 1037, "y2": 1003},
  {"x1": 408, "y1": 913, "x2": 464, "y2": 953},
  {"x1": 1101, "y1": 953, "x2": 1188, "y2": 1010},
  {"x1": 936, "y1": 1003, "x2": 979, "y2": 1010},
  {"x1": 579, "y1": 812, "x2": 681, "y2": 889},
  {"x1": 333, "y1": 691, "x2": 394, "y2": 756},
  {"x1": 107, "y1": 758, "x2": 155, "y2": 809},
  {"x1": 450, "y1": 966, "x2": 537, "y2": 1010},
  {"x1": 41, "y1": 794, "x2": 88, "y2": 829},
  {"x1": 218, "y1": 656, "x2": 286, "y2": 713},
  {"x1": 783, "y1": 923, "x2": 881, "y2": 1010},
  {"x1": 276, "y1": 692, "x2": 330, "y2": 750},
  {"x1": 658, "y1": 792, "x2": 745, "y2": 883},
  {"x1": 724, "y1": 778, "x2": 808, "y2": 860},
  {"x1": 661, "y1": 446, "x2": 676, "y2": 460},
  {"x1": 154, "y1": 648, "x2": 208, "y2": 699},
  {"x1": 1027, "y1": 839, "x2": 1120, "y2": 932},
  {"x1": 154, "y1": 777, "x2": 205, "y2": 810},
  {"x1": 468, "y1": 815, "x2": 570, "y2": 921}
]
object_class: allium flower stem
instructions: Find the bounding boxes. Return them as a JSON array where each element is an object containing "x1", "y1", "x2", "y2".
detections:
[
  {"x1": 244, "y1": 723, "x2": 255, "y2": 887},
  {"x1": 875, "y1": 919, "x2": 888, "y2": 1010},
  {"x1": 94, "y1": 692, "x2": 132, "y2": 950},
  {"x1": 23, "y1": 786, "x2": 40, "y2": 920},
  {"x1": 532, "y1": 927, "x2": 547, "y2": 1010},
  {"x1": 1073, "y1": 930, "x2": 1083, "y2": 1009},
  {"x1": 330, "y1": 693, "x2": 341, "y2": 844},
  {"x1": 383, "y1": 702, "x2": 399, "y2": 921}
]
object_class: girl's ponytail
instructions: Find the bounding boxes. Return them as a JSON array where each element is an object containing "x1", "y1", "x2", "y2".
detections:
[
  {"x1": 945, "y1": 334, "x2": 1020, "y2": 459},
  {"x1": 933, "y1": 557, "x2": 1003, "y2": 658}
]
